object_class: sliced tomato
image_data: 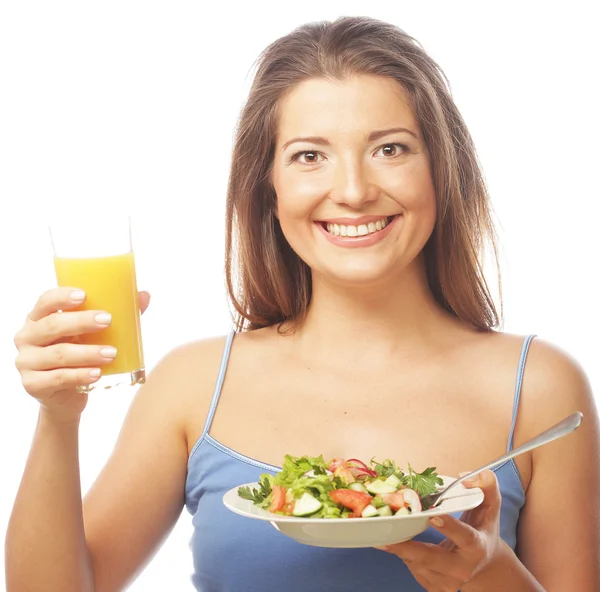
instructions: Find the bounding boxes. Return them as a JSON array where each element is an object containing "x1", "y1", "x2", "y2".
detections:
[
  {"x1": 330, "y1": 489, "x2": 373, "y2": 516},
  {"x1": 328, "y1": 458, "x2": 348, "y2": 472},
  {"x1": 334, "y1": 465, "x2": 356, "y2": 484},
  {"x1": 269, "y1": 485, "x2": 286, "y2": 513},
  {"x1": 379, "y1": 491, "x2": 405, "y2": 511}
]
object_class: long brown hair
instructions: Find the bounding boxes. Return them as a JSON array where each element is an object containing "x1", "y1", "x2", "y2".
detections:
[{"x1": 225, "y1": 16, "x2": 502, "y2": 332}]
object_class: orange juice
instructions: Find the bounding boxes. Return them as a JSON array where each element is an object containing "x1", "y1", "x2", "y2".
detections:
[{"x1": 54, "y1": 251, "x2": 144, "y2": 376}]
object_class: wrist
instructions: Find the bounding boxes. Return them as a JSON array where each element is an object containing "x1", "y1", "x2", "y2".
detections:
[
  {"x1": 38, "y1": 406, "x2": 82, "y2": 429},
  {"x1": 462, "y1": 540, "x2": 543, "y2": 592}
]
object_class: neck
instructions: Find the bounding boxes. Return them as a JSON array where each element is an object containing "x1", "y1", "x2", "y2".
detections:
[{"x1": 294, "y1": 257, "x2": 455, "y2": 359}]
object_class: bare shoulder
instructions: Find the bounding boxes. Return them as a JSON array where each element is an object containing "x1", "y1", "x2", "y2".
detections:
[
  {"x1": 469, "y1": 330, "x2": 593, "y2": 406},
  {"x1": 143, "y1": 333, "x2": 234, "y2": 425},
  {"x1": 516, "y1": 335, "x2": 596, "y2": 434}
]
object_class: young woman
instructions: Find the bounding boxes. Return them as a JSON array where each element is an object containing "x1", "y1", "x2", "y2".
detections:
[{"x1": 6, "y1": 16, "x2": 599, "y2": 592}]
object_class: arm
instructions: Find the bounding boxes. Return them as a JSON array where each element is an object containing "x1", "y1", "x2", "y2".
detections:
[
  {"x1": 6, "y1": 339, "x2": 218, "y2": 592},
  {"x1": 5, "y1": 410, "x2": 95, "y2": 591},
  {"x1": 461, "y1": 539, "x2": 545, "y2": 591},
  {"x1": 513, "y1": 339, "x2": 600, "y2": 590}
]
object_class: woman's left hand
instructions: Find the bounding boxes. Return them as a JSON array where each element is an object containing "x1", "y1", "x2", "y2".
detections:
[{"x1": 377, "y1": 470, "x2": 503, "y2": 592}]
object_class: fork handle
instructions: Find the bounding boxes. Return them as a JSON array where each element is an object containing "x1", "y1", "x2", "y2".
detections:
[{"x1": 432, "y1": 411, "x2": 583, "y2": 508}]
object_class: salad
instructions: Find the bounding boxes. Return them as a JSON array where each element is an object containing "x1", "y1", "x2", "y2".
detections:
[{"x1": 238, "y1": 455, "x2": 444, "y2": 519}]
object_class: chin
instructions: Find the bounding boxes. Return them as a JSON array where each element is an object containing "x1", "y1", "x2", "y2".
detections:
[{"x1": 313, "y1": 261, "x2": 404, "y2": 289}]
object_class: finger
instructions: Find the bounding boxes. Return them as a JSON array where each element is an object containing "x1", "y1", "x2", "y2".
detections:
[
  {"x1": 16, "y1": 343, "x2": 118, "y2": 372},
  {"x1": 382, "y1": 540, "x2": 471, "y2": 582},
  {"x1": 26, "y1": 287, "x2": 87, "y2": 322},
  {"x1": 461, "y1": 470, "x2": 502, "y2": 524},
  {"x1": 21, "y1": 367, "x2": 102, "y2": 398},
  {"x1": 23, "y1": 310, "x2": 112, "y2": 347},
  {"x1": 138, "y1": 290, "x2": 151, "y2": 314},
  {"x1": 381, "y1": 540, "x2": 441, "y2": 563},
  {"x1": 429, "y1": 514, "x2": 485, "y2": 551}
]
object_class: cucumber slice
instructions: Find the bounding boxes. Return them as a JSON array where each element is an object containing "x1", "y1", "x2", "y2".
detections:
[
  {"x1": 395, "y1": 506, "x2": 410, "y2": 516},
  {"x1": 361, "y1": 504, "x2": 380, "y2": 518},
  {"x1": 377, "y1": 505, "x2": 393, "y2": 517},
  {"x1": 291, "y1": 493, "x2": 323, "y2": 517},
  {"x1": 384, "y1": 474, "x2": 402, "y2": 489},
  {"x1": 349, "y1": 482, "x2": 368, "y2": 493},
  {"x1": 366, "y1": 479, "x2": 398, "y2": 495}
]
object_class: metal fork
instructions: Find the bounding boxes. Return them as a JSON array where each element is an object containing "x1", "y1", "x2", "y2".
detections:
[{"x1": 421, "y1": 411, "x2": 583, "y2": 510}]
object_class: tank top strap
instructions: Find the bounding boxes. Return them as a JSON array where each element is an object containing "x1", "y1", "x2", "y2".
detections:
[
  {"x1": 200, "y1": 328, "x2": 236, "y2": 439},
  {"x1": 506, "y1": 334, "x2": 536, "y2": 453}
]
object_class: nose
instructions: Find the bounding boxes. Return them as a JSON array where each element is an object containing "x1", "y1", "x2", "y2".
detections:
[{"x1": 328, "y1": 157, "x2": 379, "y2": 208}]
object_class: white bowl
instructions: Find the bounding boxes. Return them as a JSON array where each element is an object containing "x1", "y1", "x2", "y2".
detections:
[{"x1": 223, "y1": 476, "x2": 484, "y2": 548}]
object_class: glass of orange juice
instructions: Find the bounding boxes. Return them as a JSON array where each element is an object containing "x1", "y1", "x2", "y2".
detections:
[{"x1": 49, "y1": 215, "x2": 145, "y2": 393}]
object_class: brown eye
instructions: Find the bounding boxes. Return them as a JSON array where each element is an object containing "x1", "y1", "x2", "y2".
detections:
[
  {"x1": 375, "y1": 143, "x2": 407, "y2": 158},
  {"x1": 290, "y1": 150, "x2": 323, "y2": 165}
]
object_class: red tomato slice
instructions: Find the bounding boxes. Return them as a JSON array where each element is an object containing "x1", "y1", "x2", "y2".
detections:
[
  {"x1": 269, "y1": 486, "x2": 286, "y2": 513},
  {"x1": 330, "y1": 489, "x2": 373, "y2": 516},
  {"x1": 379, "y1": 491, "x2": 405, "y2": 511}
]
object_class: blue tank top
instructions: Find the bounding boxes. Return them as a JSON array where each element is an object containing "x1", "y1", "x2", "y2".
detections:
[{"x1": 185, "y1": 332, "x2": 534, "y2": 591}]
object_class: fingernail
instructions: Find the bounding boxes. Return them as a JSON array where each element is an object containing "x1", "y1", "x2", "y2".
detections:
[
  {"x1": 100, "y1": 347, "x2": 117, "y2": 358},
  {"x1": 90, "y1": 368, "x2": 101, "y2": 377},
  {"x1": 430, "y1": 516, "x2": 444, "y2": 528},
  {"x1": 71, "y1": 290, "x2": 86, "y2": 302},
  {"x1": 458, "y1": 471, "x2": 471, "y2": 477},
  {"x1": 95, "y1": 313, "x2": 112, "y2": 325}
]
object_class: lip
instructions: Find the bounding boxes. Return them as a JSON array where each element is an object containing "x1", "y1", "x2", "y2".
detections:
[{"x1": 315, "y1": 214, "x2": 401, "y2": 249}]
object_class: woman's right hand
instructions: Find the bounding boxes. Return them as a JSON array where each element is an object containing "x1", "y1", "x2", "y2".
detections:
[{"x1": 13, "y1": 287, "x2": 151, "y2": 422}]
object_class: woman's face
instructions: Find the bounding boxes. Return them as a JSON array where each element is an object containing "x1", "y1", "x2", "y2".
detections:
[{"x1": 271, "y1": 74, "x2": 437, "y2": 287}]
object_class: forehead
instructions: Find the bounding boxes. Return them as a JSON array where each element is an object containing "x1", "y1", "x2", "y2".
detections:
[{"x1": 276, "y1": 74, "x2": 419, "y2": 141}]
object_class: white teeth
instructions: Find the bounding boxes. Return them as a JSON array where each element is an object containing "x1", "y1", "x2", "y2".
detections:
[{"x1": 324, "y1": 216, "x2": 391, "y2": 238}]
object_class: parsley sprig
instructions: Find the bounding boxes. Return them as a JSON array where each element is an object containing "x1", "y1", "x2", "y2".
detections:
[{"x1": 238, "y1": 475, "x2": 273, "y2": 507}]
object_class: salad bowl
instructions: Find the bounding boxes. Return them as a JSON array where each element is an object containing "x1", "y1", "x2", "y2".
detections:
[{"x1": 223, "y1": 475, "x2": 483, "y2": 548}]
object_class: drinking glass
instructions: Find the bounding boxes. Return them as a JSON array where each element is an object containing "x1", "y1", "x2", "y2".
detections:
[{"x1": 49, "y1": 214, "x2": 145, "y2": 393}]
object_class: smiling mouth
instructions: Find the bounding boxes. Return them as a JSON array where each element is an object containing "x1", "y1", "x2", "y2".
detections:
[{"x1": 319, "y1": 215, "x2": 397, "y2": 238}]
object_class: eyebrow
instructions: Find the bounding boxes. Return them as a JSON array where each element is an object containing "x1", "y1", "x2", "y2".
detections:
[{"x1": 281, "y1": 127, "x2": 418, "y2": 151}]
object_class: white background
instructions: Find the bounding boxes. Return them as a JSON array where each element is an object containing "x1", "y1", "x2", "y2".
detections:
[{"x1": 1, "y1": 1, "x2": 598, "y2": 590}]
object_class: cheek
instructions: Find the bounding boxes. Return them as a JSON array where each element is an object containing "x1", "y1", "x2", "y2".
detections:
[
  {"x1": 388, "y1": 160, "x2": 437, "y2": 220},
  {"x1": 274, "y1": 172, "x2": 324, "y2": 225}
]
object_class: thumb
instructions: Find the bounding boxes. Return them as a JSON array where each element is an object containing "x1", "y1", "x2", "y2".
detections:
[
  {"x1": 461, "y1": 470, "x2": 502, "y2": 526},
  {"x1": 138, "y1": 290, "x2": 151, "y2": 314}
]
